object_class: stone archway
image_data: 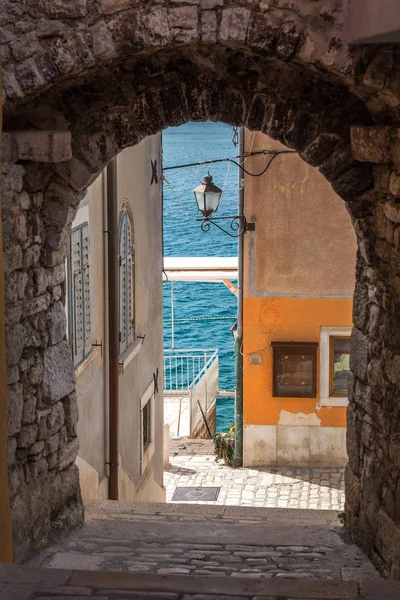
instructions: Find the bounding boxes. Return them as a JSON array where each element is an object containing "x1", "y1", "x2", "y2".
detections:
[{"x1": 2, "y1": 0, "x2": 400, "y2": 577}]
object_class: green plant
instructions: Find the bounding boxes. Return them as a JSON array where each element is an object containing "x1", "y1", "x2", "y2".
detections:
[
  {"x1": 213, "y1": 425, "x2": 235, "y2": 466},
  {"x1": 337, "y1": 511, "x2": 346, "y2": 525}
]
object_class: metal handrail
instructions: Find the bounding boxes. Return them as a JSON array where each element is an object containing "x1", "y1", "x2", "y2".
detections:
[
  {"x1": 189, "y1": 350, "x2": 218, "y2": 390},
  {"x1": 163, "y1": 349, "x2": 218, "y2": 392},
  {"x1": 164, "y1": 348, "x2": 219, "y2": 353}
]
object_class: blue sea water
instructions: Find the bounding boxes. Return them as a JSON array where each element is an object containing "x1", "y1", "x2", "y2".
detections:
[{"x1": 162, "y1": 122, "x2": 239, "y2": 433}]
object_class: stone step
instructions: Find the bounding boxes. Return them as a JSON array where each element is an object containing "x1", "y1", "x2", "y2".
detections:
[
  {"x1": 1, "y1": 565, "x2": 398, "y2": 599},
  {"x1": 85, "y1": 499, "x2": 342, "y2": 525},
  {"x1": 27, "y1": 502, "x2": 379, "y2": 583}
]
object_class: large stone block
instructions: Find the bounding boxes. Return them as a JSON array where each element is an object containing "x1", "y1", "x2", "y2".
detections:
[
  {"x1": 390, "y1": 171, "x2": 400, "y2": 197},
  {"x1": 391, "y1": 129, "x2": 400, "y2": 172},
  {"x1": 351, "y1": 126, "x2": 392, "y2": 164},
  {"x1": 48, "y1": 463, "x2": 83, "y2": 518},
  {"x1": 98, "y1": 0, "x2": 130, "y2": 14},
  {"x1": 5, "y1": 323, "x2": 25, "y2": 368},
  {"x1": 90, "y1": 20, "x2": 117, "y2": 60},
  {"x1": 376, "y1": 509, "x2": 400, "y2": 575},
  {"x1": 352, "y1": 275, "x2": 368, "y2": 332},
  {"x1": 42, "y1": 342, "x2": 75, "y2": 403},
  {"x1": 350, "y1": 327, "x2": 369, "y2": 382},
  {"x1": 7, "y1": 436, "x2": 17, "y2": 466},
  {"x1": 345, "y1": 463, "x2": 361, "y2": 512},
  {"x1": 47, "y1": 402, "x2": 65, "y2": 437},
  {"x1": 22, "y1": 293, "x2": 51, "y2": 318},
  {"x1": 3, "y1": 245, "x2": 23, "y2": 275},
  {"x1": 7, "y1": 383, "x2": 23, "y2": 436},
  {"x1": 63, "y1": 392, "x2": 79, "y2": 438},
  {"x1": 40, "y1": 0, "x2": 87, "y2": 18},
  {"x1": 300, "y1": 132, "x2": 340, "y2": 167},
  {"x1": 46, "y1": 432, "x2": 60, "y2": 455},
  {"x1": 55, "y1": 157, "x2": 95, "y2": 192},
  {"x1": 346, "y1": 405, "x2": 361, "y2": 476},
  {"x1": 219, "y1": 7, "x2": 251, "y2": 41},
  {"x1": 15, "y1": 58, "x2": 45, "y2": 92},
  {"x1": 58, "y1": 437, "x2": 79, "y2": 471},
  {"x1": 22, "y1": 396, "x2": 37, "y2": 424},
  {"x1": 17, "y1": 424, "x2": 39, "y2": 449},
  {"x1": 12, "y1": 130, "x2": 72, "y2": 163},
  {"x1": 48, "y1": 301, "x2": 67, "y2": 345},
  {"x1": 383, "y1": 201, "x2": 400, "y2": 223},
  {"x1": 386, "y1": 353, "x2": 400, "y2": 389},
  {"x1": 201, "y1": 9, "x2": 218, "y2": 43}
]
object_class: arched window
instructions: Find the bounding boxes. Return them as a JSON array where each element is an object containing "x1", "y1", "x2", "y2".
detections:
[{"x1": 118, "y1": 210, "x2": 135, "y2": 354}]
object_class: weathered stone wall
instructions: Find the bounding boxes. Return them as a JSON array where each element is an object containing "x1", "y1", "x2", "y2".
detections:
[
  {"x1": 346, "y1": 126, "x2": 400, "y2": 579},
  {"x1": 2, "y1": 133, "x2": 84, "y2": 563},
  {"x1": 2, "y1": 0, "x2": 400, "y2": 578}
]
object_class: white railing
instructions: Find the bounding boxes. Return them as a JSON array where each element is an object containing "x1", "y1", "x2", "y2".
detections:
[
  {"x1": 163, "y1": 349, "x2": 218, "y2": 394},
  {"x1": 164, "y1": 349, "x2": 219, "y2": 437}
]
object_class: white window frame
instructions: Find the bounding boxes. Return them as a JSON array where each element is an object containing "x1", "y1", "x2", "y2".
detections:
[
  {"x1": 140, "y1": 380, "x2": 155, "y2": 474},
  {"x1": 319, "y1": 326, "x2": 352, "y2": 407}
]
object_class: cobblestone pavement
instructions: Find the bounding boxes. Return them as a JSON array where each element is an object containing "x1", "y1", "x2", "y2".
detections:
[
  {"x1": 165, "y1": 439, "x2": 345, "y2": 511},
  {"x1": 28, "y1": 503, "x2": 379, "y2": 582}
]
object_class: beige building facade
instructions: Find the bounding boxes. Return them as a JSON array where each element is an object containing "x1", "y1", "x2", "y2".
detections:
[{"x1": 68, "y1": 136, "x2": 165, "y2": 503}]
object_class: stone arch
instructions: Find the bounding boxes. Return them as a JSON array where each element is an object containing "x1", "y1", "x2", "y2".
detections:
[{"x1": 2, "y1": 0, "x2": 400, "y2": 578}]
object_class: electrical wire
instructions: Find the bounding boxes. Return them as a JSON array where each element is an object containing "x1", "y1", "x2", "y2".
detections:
[
  {"x1": 162, "y1": 175, "x2": 198, "y2": 218},
  {"x1": 230, "y1": 151, "x2": 288, "y2": 177},
  {"x1": 163, "y1": 149, "x2": 296, "y2": 177},
  {"x1": 163, "y1": 150, "x2": 295, "y2": 223}
]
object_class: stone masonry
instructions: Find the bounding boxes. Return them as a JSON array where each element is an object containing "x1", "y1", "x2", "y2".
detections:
[
  {"x1": 1, "y1": 132, "x2": 84, "y2": 563},
  {"x1": 29, "y1": 502, "x2": 379, "y2": 581},
  {"x1": 2, "y1": 0, "x2": 400, "y2": 579}
]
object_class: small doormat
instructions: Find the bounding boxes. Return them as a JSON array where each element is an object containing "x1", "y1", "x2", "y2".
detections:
[{"x1": 172, "y1": 486, "x2": 221, "y2": 502}]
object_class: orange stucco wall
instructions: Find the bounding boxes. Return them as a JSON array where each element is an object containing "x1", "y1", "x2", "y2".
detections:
[
  {"x1": 242, "y1": 131, "x2": 356, "y2": 465},
  {"x1": 243, "y1": 296, "x2": 351, "y2": 428}
]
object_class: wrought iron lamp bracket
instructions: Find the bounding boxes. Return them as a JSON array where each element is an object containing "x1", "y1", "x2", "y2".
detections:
[{"x1": 196, "y1": 215, "x2": 255, "y2": 238}]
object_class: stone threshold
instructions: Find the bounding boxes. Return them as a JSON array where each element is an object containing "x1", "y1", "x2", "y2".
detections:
[
  {"x1": 0, "y1": 565, "x2": 399, "y2": 599},
  {"x1": 85, "y1": 499, "x2": 341, "y2": 524}
]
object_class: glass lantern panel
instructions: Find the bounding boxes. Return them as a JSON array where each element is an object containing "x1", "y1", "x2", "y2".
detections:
[
  {"x1": 194, "y1": 191, "x2": 206, "y2": 214},
  {"x1": 205, "y1": 191, "x2": 221, "y2": 214}
]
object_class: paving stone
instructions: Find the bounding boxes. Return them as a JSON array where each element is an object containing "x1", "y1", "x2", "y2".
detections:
[
  {"x1": 165, "y1": 442, "x2": 345, "y2": 511},
  {"x1": 48, "y1": 552, "x2": 104, "y2": 570}
]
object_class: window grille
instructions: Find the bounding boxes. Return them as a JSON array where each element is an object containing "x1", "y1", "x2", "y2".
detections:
[
  {"x1": 118, "y1": 211, "x2": 135, "y2": 354},
  {"x1": 68, "y1": 222, "x2": 92, "y2": 367}
]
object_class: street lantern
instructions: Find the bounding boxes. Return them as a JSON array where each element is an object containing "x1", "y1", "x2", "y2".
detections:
[{"x1": 193, "y1": 172, "x2": 223, "y2": 218}]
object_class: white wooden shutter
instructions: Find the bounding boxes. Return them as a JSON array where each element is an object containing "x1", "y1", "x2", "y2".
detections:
[
  {"x1": 82, "y1": 224, "x2": 92, "y2": 358},
  {"x1": 70, "y1": 227, "x2": 84, "y2": 366},
  {"x1": 69, "y1": 223, "x2": 91, "y2": 366}
]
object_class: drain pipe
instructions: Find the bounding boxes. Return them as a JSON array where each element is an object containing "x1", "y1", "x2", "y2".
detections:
[
  {"x1": 107, "y1": 158, "x2": 119, "y2": 500},
  {"x1": 233, "y1": 127, "x2": 245, "y2": 466}
]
